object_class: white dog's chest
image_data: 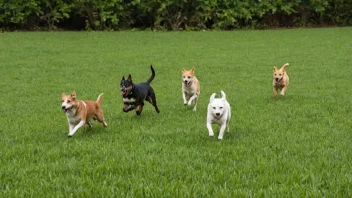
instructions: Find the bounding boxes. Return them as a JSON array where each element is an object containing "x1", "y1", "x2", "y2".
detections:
[{"x1": 211, "y1": 115, "x2": 227, "y2": 125}]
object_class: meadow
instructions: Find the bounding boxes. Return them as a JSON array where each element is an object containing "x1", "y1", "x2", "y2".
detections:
[{"x1": 0, "y1": 28, "x2": 351, "y2": 197}]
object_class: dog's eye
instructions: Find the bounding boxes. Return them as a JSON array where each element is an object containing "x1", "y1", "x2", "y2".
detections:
[
  {"x1": 220, "y1": 107, "x2": 223, "y2": 109},
  {"x1": 213, "y1": 107, "x2": 215, "y2": 109},
  {"x1": 182, "y1": 76, "x2": 185, "y2": 78},
  {"x1": 67, "y1": 100, "x2": 71, "y2": 103},
  {"x1": 279, "y1": 74, "x2": 282, "y2": 76},
  {"x1": 188, "y1": 76, "x2": 191, "y2": 79},
  {"x1": 61, "y1": 100, "x2": 64, "y2": 102}
]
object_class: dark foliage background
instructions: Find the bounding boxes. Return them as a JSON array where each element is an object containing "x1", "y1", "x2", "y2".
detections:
[{"x1": 0, "y1": 0, "x2": 351, "y2": 30}]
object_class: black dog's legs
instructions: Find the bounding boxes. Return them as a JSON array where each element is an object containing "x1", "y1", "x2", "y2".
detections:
[
  {"x1": 147, "y1": 95, "x2": 160, "y2": 113},
  {"x1": 136, "y1": 103, "x2": 144, "y2": 115},
  {"x1": 123, "y1": 103, "x2": 136, "y2": 112}
]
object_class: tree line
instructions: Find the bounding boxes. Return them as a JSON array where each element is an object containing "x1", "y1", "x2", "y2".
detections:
[{"x1": 0, "y1": 0, "x2": 351, "y2": 31}]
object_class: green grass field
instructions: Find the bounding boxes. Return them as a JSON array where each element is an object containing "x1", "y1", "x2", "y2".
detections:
[{"x1": 0, "y1": 28, "x2": 351, "y2": 197}]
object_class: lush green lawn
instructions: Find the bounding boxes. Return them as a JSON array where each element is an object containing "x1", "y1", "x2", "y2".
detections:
[{"x1": 0, "y1": 28, "x2": 351, "y2": 197}]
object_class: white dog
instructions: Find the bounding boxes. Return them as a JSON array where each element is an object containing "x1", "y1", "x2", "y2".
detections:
[{"x1": 206, "y1": 90, "x2": 231, "y2": 140}]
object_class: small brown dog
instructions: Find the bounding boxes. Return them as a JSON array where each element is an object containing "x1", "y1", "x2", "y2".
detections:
[
  {"x1": 182, "y1": 67, "x2": 200, "y2": 111},
  {"x1": 273, "y1": 63, "x2": 289, "y2": 99},
  {"x1": 61, "y1": 90, "x2": 107, "y2": 137}
]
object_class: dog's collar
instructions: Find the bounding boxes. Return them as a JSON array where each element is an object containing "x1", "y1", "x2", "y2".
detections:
[
  {"x1": 128, "y1": 86, "x2": 135, "y2": 95},
  {"x1": 122, "y1": 86, "x2": 134, "y2": 97}
]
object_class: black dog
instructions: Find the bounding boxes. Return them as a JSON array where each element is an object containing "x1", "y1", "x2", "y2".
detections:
[{"x1": 120, "y1": 65, "x2": 160, "y2": 115}]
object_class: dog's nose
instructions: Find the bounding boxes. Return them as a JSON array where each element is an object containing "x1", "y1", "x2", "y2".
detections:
[
  {"x1": 184, "y1": 80, "x2": 188, "y2": 83},
  {"x1": 62, "y1": 106, "x2": 65, "y2": 110},
  {"x1": 216, "y1": 113, "x2": 220, "y2": 116}
]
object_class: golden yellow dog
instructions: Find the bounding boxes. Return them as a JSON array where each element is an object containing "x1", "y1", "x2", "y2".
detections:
[{"x1": 273, "y1": 63, "x2": 289, "y2": 99}]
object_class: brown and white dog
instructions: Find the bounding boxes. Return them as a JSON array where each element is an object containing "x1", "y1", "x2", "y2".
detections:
[
  {"x1": 61, "y1": 90, "x2": 107, "y2": 137},
  {"x1": 273, "y1": 63, "x2": 289, "y2": 99},
  {"x1": 182, "y1": 67, "x2": 200, "y2": 111}
]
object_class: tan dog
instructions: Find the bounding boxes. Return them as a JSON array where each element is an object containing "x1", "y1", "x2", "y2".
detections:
[
  {"x1": 61, "y1": 90, "x2": 107, "y2": 137},
  {"x1": 273, "y1": 63, "x2": 289, "y2": 99},
  {"x1": 182, "y1": 67, "x2": 200, "y2": 111}
]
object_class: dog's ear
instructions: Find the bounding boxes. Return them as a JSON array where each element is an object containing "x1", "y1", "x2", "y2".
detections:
[
  {"x1": 182, "y1": 68, "x2": 186, "y2": 72},
  {"x1": 209, "y1": 93, "x2": 216, "y2": 102},
  {"x1": 191, "y1": 67, "x2": 195, "y2": 74},
  {"x1": 71, "y1": 90, "x2": 76, "y2": 99},
  {"x1": 220, "y1": 90, "x2": 226, "y2": 100},
  {"x1": 121, "y1": 76, "x2": 125, "y2": 80},
  {"x1": 62, "y1": 92, "x2": 65, "y2": 98},
  {"x1": 273, "y1": 66, "x2": 278, "y2": 72},
  {"x1": 127, "y1": 74, "x2": 132, "y2": 82},
  {"x1": 281, "y1": 63, "x2": 289, "y2": 72}
]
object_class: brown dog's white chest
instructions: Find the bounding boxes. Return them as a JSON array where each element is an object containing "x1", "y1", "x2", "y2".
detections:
[
  {"x1": 183, "y1": 85, "x2": 197, "y2": 96},
  {"x1": 67, "y1": 114, "x2": 81, "y2": 125}
]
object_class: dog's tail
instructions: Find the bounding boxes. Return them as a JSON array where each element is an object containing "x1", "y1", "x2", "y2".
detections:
[
  {"x1": 146, "y1": 65, "x2": 155, "y2": 84},
  {"x1": 96, "y1": 93, "x2": 104, "y2": 105},
  {"x1": 220, "y1": 90, "x2": 226, "y2": 100}
]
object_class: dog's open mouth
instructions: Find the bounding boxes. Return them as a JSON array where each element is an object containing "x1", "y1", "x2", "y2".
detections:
[
  {"x1": 63, "y1": 107, "x2": 72, "y2": 113},
  {"x1": 121, "y1": 90, "x2": 127, "y2": 96},
  {"x1": 275, "y1": 78, "x2": 282, "y2": 84},
  {"x1": 215, "y1": 114, "x2": 222, "y2": 119},
  {"x1": 184, "y1": 81, "x2": 191, "y2": 87}
]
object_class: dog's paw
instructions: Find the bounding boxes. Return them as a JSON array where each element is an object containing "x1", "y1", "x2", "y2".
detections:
[
  {"x1": 184, "y1": 101, "x2": 187, "y2": 105},
  {"x1": 123, "y1": 108, "x2": 128, "y2": 112},
  {"x1": 187, "y1": 101, "x2": 192, "y2": 106},
  {"x1": 68, "y1": 134, "x2": 73, "y2": 138},
  {"x1": 209, "y1": 133, "x2": 214, "y2": 137},
  {"x1": 218, "y1": 136, "x2": 223, "y2": 140}
]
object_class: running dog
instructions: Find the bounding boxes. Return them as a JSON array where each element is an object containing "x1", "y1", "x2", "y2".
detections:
[
  {"x1": 273, "y1": 63, "x2": 289, "y2": 99},
  {"x1": 182, "y1": 67, "x2": 200, "y2": 111},
  {"x1": 206, "y1": 90, "x2": 231, "y2": 140},
  {"x1": 61, "y1": 90, "x2": 107, "y2": 137},
  {"x1": 120, "y1": 65, "x2": 160, "y2": 115}
]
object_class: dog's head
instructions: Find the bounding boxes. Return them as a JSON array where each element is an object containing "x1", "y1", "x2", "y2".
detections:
[
  {"x1": 182, "y1": 67, "x2": 195, "y2": 87},
  {"x1": 209, "y1": 91, "x2": 227, "y2": 119},
  {"x1": 273, "y1": 63, "x2": 289, "y2": 84},
  {"x1": 120, "y1": 75, "x2": 133, "y2": 97},
  {"x1": 61, "y1": 90, "x2": 79, "y2": 114}
]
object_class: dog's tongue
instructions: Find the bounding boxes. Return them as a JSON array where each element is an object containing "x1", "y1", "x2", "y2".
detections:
[
  {"x1": 184, "y1": 82, "x2": 188, "y2": 86},
  {"x1": 122, "y1": 91, "x2": 126, "y2": 95}
]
